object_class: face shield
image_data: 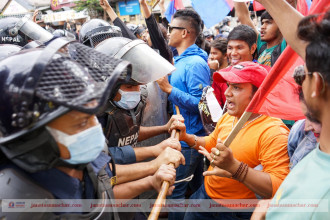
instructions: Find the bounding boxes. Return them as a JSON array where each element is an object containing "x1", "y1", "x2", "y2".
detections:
[
  {"x1": 13, "y1": 16, "x2": 54, "y2": 43},
  {"x1": 95, "y1": 37, "x2": 175, "y2": 84},
  {"x1": 0, "y1": 37, "x2": 131, "y2": 143}
]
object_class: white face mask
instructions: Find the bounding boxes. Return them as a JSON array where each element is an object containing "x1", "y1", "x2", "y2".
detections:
[
  {"x1": 46, "y1": 123, "x2": 105, "y2": 164},
  {"x1": 114, "y1": 89, "x2": 141, "y2": 110}
]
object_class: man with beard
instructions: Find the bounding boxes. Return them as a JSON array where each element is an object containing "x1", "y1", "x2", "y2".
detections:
[
  {"x1": 250, "y1": 0, "x2": 330, "y2": 219},
  {"x1": 288, "y1": 85, "x2": 321, "y2": 170}
]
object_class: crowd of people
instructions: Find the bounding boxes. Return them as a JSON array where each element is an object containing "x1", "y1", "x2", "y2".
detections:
[{"x1": 0, "y1": 0, "x2": 329, "y2": 219}]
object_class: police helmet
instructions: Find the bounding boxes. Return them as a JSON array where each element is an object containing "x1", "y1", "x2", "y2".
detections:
[
  {"x1": 126, "y1": 23, "x2": 139, "y2": 34},
  {"x1": 0, "y1": 38, "x2": 131, "y2": 172},
  {"x1": 127, "y1": 23, "x2": 145, "y2": 37},
  {"x1": 22, "y1": 40, "x2": 44, "y2": 50},
  {"x1": 79, "y1": 19, "x2": 122, "y2": 48},
  {"x1": 52, "y1": 29, "x2": 76, "y2": 40},
  {"x1": 0, "y1": 44, "x2": 22, "y2": 60},
  {"x1": 0, "y1": 17, "x2": 29, "y2": 46},
  {"x1": 95, "y1": 37, "x2": 175, "y2": 98}
]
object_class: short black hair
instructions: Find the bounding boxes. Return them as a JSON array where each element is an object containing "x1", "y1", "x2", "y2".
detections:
[
  {"x1": 210, "y1": 37, "x2": 228, "y2": 54},
  {"x1": 173, "y1": 9, "x2": 202, "y2": 37},
  {"x1": 261, "y1": 11, "x2": 273, "y2": 22},
  {"x1": 227, "y1": 25, "x2": 257, "y2": 48},
  {"x1": 298, "y1": 10, "x2": 330, "y2": 85}
]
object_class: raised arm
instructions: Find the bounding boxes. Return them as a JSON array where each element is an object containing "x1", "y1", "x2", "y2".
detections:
[
  {"x1": 234, "y1": 2, "x2": 259, "y2": 36},
  {"x1": 256, "y1": 0, "x2": 306, "y2": 60},
  {"x1": 100, "y1": 0, "x2": 118, "y2": 21},
  {"x1": 139, "y1": 0, "x2": 173, "y2": 62},
  {"x1": 139, "y1": 0, "x2": 151, "y2": 18},
  {"x1": 100, "y1": 0, "x2": 137, "y2": 39}
]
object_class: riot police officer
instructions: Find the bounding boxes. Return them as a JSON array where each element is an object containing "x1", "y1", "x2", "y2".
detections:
[
  {"x1": 95, "y1": 37, "x2": 183, "y2": 165},
  {"x1": 0, "y1": 38, "x2": 178, "y2": 219}
]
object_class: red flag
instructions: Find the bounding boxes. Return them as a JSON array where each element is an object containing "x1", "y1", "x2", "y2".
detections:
[
  {"x1": 225, "y1": 0, "x2": 234, "y2": 9},
  {"x1": 174, "y1": 0, "x2": 184, "y2": 10},
  {"x1": 246, "y1": 0, "x2": 330, "y2": 120},
  {"x1": 253, "y1": 2, "x2": 265, "y2": 11},
  {"x1": 297, "y1": 0, "x2": 309, "y2": 15}
]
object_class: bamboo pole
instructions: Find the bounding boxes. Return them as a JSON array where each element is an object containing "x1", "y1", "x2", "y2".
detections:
[
  {"x1": 223, "y1": 111, "x2": 252, "y2": 147},
  {"x1": 210, "y1": 111, "x2": 253, "y2": 168},
  {"x1": 151, "y1": 0, "x2": 160, "y2": 9},
  {"x1": 148, "y1": 105, "x2": 180, "y2": 220}
]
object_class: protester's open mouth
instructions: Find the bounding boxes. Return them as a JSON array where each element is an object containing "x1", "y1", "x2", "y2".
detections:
[
  {"x1": 227, "y1": 101, "x2": 235, "y2": 110},
  {"x1": 260, "y1": 31, "x2": 265, "y2": 37},
  {"x1": 314, "y1": 132, "x2": 320, "y2": 138}
]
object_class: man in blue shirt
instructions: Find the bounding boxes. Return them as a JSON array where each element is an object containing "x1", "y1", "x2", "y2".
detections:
[{"x1": 157, "y1": 8, "x2": 210, "y2": 220}]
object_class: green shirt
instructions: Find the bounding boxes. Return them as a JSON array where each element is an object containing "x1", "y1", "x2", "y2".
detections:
[
  {"x1": 257, "y1": 34, "x2": 286, "y2": 67},
  {"x1": 266, "y1": 144, "x2": 330, "y2": 219}
]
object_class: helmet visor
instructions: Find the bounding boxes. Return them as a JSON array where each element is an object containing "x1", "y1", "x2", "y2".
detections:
[{"x1": 35, "y1": 41, "x2": 131, "y2": 115}]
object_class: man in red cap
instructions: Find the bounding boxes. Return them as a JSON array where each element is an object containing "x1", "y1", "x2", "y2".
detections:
[{"x1": 171, "y1": 61, "x2": 290, "y2": 219}]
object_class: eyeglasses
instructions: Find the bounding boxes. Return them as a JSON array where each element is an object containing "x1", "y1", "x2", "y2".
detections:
[
  {"x1": 168, "y1": 26, "x2": 190, "y2": 34},
  {"x1": 293, "y1": 65, "x2": 326, "y2": 93}
]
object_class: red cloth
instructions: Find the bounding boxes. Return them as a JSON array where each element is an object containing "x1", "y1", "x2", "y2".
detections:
[
  {"x1": 297, "y1": 0, "x2": 309, "y2": 15},
  {"x1": 174, "y1": 0, "x2": 184, "y2": 10},
  {"x1": 253, "y1": 2, "x2": 265, "y2": 11},
  {"x1": 246, "y1": 0, "x2": 330, "y2": 120},
  {"x1": 212, "y1": 81, "x2": 227, "y2": 108},
  {"x1": 225, "y1": 0, "x2": 234, "y2": 9}
]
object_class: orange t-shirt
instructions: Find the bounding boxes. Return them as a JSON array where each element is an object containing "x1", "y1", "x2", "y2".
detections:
[{"x1": 204, "y1": 113, "x2": 290, "y2": 200}]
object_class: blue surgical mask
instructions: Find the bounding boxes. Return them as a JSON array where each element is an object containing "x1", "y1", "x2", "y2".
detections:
[
  {"x1": 114, "y1": 89, "x2": 141, "y2": 110},
  {"x1": 46, "y1": 123, "x2": 105, "y2": 164}
]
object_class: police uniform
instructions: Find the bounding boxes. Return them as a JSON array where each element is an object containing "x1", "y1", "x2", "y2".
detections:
[
  {"x1": 0, "y1": 152, "x2": 118, "y2": 220},
  {"x1": 0, "y1": 37, "x2": 131, "y2": 220},
  {"x1": 99, "y1": 88, "x2": 147, "y2": 165}
]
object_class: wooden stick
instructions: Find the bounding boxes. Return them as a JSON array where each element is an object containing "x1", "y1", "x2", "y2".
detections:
[
  {"x1": 148, "y1": 106, "x2": 180, "y2": 220},
  {"x1": 152, "y1": 0, "x2": 160, "y2": 9},
  {"x1": 210, "y1": 111, "x2": 253, "y2": 168},
  {"x1": 223, "y1": 111, "x2": 252, "y2": 147}
]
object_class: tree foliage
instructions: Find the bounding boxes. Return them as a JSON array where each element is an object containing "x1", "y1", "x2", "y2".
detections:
[{"x1": 74, "y1": 0, "x2": 104, "y2": 18}]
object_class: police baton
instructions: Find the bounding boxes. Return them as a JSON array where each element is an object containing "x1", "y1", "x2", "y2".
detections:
[{"x1": 148, "y1": 105, "x2": 180, "y2": 220}]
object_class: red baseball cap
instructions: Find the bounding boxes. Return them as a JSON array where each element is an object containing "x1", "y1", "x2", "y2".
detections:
[{"x1": 213, "y1": 61, "x2": 268, "y2": 88}]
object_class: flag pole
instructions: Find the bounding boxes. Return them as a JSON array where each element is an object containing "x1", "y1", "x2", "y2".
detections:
[
  {"x1": 148, "y1": 105, "x2": 181, "y2": 220},
  {"x1": 223, "y1": 111, "x2": 252, "y2": 146},
  {"x1": 152, "y1": 0, "x2": 160, "y2": 9}
]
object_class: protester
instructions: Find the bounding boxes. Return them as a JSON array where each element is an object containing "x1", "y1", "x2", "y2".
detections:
[
  {"x1": 250, "y1": 0, "x2": 330, "y2": 218},
  {"x1": 227, "y1": 25, "x2": 258, "y2": 66},
  {"x1": 98, "y1": 0, "x2": 136, "y2": 39},
  {"x1": 219, "y1": 17, "x2": 233, "y2": 38},
  {"x1": 288, "y1": 86, "x2": 320, "y2": 170},
  {"x1": 208, "y1": 37, "x2": 229, "y2": 106},
  {"x1": 235, "y1": 2, "x2": 286, "y2": 67},
  {"x1": 171, "y1": 62, "x2": 290, "y2": 220},
  {"x1": 203, "y1": 29, "x2": 214, "y2": 43},
  {"x1": 157, "y1": 8, "x2": 210, "y2": 220},
  {"x1": 139, "y1": 0, "x2": 173, "y2": 62}
]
